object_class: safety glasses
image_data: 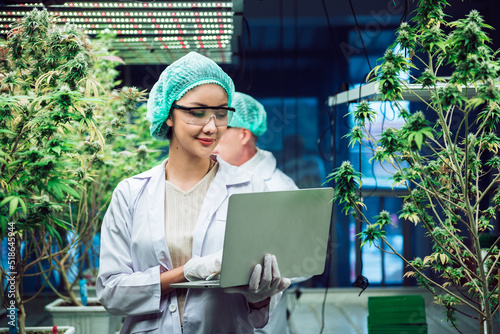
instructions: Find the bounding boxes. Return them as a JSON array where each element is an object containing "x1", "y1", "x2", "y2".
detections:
[{"x1": 172, "y1": 103, "x2": 235, "y2": 127}]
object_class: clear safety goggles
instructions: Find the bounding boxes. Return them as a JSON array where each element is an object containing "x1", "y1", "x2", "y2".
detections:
[{"x1": 172, "y1": 103, "x2": 235, "y2": 127}]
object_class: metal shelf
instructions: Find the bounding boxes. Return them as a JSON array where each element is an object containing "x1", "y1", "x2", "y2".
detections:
[{"x1": 328, "y1": 81, "x2": 482, "y2": 106}]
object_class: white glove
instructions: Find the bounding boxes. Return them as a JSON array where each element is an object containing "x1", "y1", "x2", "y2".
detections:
[
  {"x1": 183, "y1": 250, "x2": 222, "y2": 281},
  {"x1": 225, "y1": 254, "x2": 291, "y2": 304}
]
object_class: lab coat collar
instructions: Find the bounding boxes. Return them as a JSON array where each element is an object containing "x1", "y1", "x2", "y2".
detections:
[
  {"x1": 215, "y1": 155, "x2": 253, "y2": 185},
  {"x1": 250, "y1": 149, "x2": 276, "y2": 182}
]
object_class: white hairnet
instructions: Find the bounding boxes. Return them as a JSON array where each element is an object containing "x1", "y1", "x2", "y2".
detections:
[{"x1": 229, "y1": 92, "x2": 267, "y2": 136}]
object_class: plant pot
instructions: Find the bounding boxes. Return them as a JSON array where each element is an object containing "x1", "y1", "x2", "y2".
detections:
[
  {"x1": 44, "y1": 298, "x2": 121, "y2": 334},
  {"x1": 71, "y1": 285, "x2": 97, "y2": 298},
  {"x1": 0, "y1": 326, "x2": 75, "y2": 334}
]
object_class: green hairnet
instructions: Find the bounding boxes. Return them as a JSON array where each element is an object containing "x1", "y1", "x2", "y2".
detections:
[
  {"x1": 229, "y1": 92, "x2": 267, "y2": 136},
  {"x1": 146, "y1": 51, "x2": 235, "y2": 140}
]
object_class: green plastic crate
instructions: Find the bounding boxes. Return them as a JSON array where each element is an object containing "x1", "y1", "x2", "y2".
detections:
[{"x1": 367, "y1": 295, "x2": 428, "y2": 334}]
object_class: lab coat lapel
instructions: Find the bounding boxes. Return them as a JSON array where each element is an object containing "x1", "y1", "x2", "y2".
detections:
[
  {"x1": 191, "y1": 158, "x2": 250, "y2": 256},
  {"x1": 253, "y1": 149, "x2": 276, "y2": 182},
  {"x1": 146, "y1": 159, "x2": 172, "y2": 269},
  {"x1": 191, "y1": 168, "x2": 227, "y2": 257}
]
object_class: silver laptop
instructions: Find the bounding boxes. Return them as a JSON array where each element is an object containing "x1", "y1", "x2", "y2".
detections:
[{"x1": 170, "y1": 187, "x2": 334, "y2": 289}]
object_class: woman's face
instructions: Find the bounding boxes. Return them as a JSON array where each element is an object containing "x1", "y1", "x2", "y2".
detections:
[{"x1": 167, "y1": 83, "x2": 229, "y2": 160}]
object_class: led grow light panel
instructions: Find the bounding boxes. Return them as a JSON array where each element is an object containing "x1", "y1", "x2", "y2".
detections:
[{"x1": 0, "y1": 1, "x2": 240, "y2": 65}]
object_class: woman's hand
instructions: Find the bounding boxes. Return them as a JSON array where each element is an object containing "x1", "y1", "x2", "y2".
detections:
[
  {"x1": 224, "y1": 254, "x2": 291, "y2": 304},
  {"x1": 183, "y1": 250, "x2": 222, "y2": 281}
]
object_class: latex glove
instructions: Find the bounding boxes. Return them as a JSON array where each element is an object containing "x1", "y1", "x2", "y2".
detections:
[
  {"x1": 225, "y1": 254, "x2": 291, "y2": 304},
  {"x1": 183, "y1": 250, "x2": 222, "y2": 281}
]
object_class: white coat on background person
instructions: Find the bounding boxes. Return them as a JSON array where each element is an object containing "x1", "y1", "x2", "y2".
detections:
[
  {"x1": 97, "y1": 52, "x2": 291, "y2": 334},
  {"x1": 214, "y1": 92, "x2": 308, "y2": 334},
  {"x1": 243, "y1": 148, "x2": 297, "y2": 192}
]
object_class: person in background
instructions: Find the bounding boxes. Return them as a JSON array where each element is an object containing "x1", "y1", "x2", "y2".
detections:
[
  {"x1": 214, "y1": 91, "x2": 307, "y2": 334},
  {"x1": 97, "y1": 52, "x2": 290, "y2": 334}
]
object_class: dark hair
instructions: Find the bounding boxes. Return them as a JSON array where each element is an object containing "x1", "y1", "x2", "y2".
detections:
[{"x1": 165, "y1": 110, "x2": 174, "y2": 140}]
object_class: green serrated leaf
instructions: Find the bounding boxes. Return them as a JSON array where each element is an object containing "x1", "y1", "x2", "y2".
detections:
[
  {"x1": 414, "y1": 132, "x2": 423, "y2": 149},
  {"x1": 59, "y1": 182, "x2": 81, "y2": 199},
  {"x1": 0, "y1": 196, "x2": 14, "y2": 207},
  {"x1": 53, "y1": 218, "x2": 73, "y2": 230},
  {"x1": 9, "y1": 197, "x2": 19, "y2": 218},
  {"x1": 47, "y1": 179, "x2": 64, "y2": 200},
  {"x1": 18, "y1": 198, "x2": 27, "y2": 216},
  {"x1": 0, "y1": 216, "x2": 7, "y2": 236},
  {"x1": 0, "y1": 129, "x2": 16, "y2": 135},
  {"x1": 46, "y1": 223, "x2": 63, "y2": 245}
]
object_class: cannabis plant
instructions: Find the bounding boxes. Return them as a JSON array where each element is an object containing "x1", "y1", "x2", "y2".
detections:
[
  {"x1": 329, "y1": 1, "x2": 500, "y2": 333},
  {"x1": 0, "y1": 8, "x2": 105, "y2": 333},
  {"x1": 0, "y1": 9, "x2": 163, "y2": 333}
]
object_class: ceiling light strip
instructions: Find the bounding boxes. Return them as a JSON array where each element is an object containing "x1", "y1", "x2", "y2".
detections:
[
  {"x1": 111, "y1": 37, "x2": 229, "y2": 44},
  {"x1": 0, "y1": 17, "x2": 233, "y2": 25},
  {"x1": 80, "y1": 29, "x2": 233, "y2": 34},
  {"x1": 111, "y1": 44, "x2": 229, "y2": 50},
  {"x1": 63, "y1": 2, "x2": 233, "y2": 9},
  {"x1": 49, "y1": 17, "x2": 233, "y2": 23},
  {"x1": 0, "y1": 10, "x2": 234, "y2": 18},
  {"x1": 10, "y1": 2, "x2": 233, "y2": 9}
]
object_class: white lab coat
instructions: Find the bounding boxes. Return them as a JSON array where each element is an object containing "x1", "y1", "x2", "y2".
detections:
[
  {"x1": 97, "y1": 157, "x2": 269, "y2": 334},
  {"x1": 248, "y1": 149, "x2": 298, "y2": 192},
  {"x1": 239, "y1": 149, "x2": 300, "y2": 334}
]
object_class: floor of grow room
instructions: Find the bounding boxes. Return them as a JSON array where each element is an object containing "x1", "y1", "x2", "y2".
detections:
[{"x1": 0, "y1": 287, "x2": 494, "y2": 334}]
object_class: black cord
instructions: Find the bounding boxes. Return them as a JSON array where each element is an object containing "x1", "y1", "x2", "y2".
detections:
[
  {"x1": 279, "y1": 0, "x2": 285, "y2": 170},
  {"x1": 319, "y1": 210, "x2": 334, "y2": 334},
  {"x1": 232, "y1": 16, "x2": 254, "y2": 91},
  {"x1": 243, "y1": 17, "x2": 254, "y2": 91},
  {"x1": 353, "y1": 141, "x2": 369, "y2": 296},
  {"x1": 348, "y1": 0, "x2": 372, "y2": 71},
  {"x1": 352, "y1": 275, "x2": 369, "y2": 296},
  {"x1": 294, "y1": 0, "x2": 299, "y2": 183},
  {"x1": 319, "y1": 103, "x2": 337, "y2": 334},
  {"x1": 353, "y1": 82, "x2": 370, "y2": 296},
  {"x1": 320, "y1": 0, "x2": 350, "y2": 87},
  {"x1": 232, "y1": 25, "x2": 245, "y2": 87},
  {"x1": 317, "y1": 88, "x2": 338, "y2": 163},
  {"x1": 400, "y1": 0, "x2": 410, "y2": 24}
]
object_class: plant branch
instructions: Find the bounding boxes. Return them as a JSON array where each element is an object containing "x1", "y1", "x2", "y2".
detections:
[{"x1": 381, "y1": 238, "x2": 483, "y2": 314}]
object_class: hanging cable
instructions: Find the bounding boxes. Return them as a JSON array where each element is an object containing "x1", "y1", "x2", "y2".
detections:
[
  {"x1": 294, "y1": 0, "x2": 299, "y2": 183},
  {"x1": 348, "y1": 0, "x2": 372, "y2": 71},
  {"x1": 400, "y1": 0, "x2": 410, "y2": 23},
  {"x1": 319, "y1": 221, "x2": 333, "y2": 334},
  {"x1": 319, "y1": 102, "x2": 337, "y2": 334},
  {"x1": 279, "y1": 0, "x2": 286, "y2": 170},
  {"x1": 318, "y1": 0, "x2": 354, "y2": 166},
  {"x1": 233, "y1": 22, "x2": 246, "y2": 88},
  {"x1": 232, "y1": 17, "x2": 254, "y2": 91},
  {"x1": 350, "y1": 83, "x2": 370, "y2": 296},
  {"x1": 352, "y1": 132, "x2": 369, "y2": 296},
  {"x1": 243, "y1": 17, "x2": 254, "y2": 91},
  {"x1": 321, "y1": 0, "x2": 350, "y2": 88}
]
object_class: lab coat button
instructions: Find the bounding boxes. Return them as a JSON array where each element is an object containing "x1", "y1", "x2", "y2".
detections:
[{"x1": 169, "y1": 303, "x2": 177, "y2": 313}]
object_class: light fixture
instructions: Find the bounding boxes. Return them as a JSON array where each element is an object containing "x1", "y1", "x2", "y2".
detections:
[
  {"x1": 327, "y1": 81, "x2": 485, "y2": 106},
  {"x1": 0, "y1": 1, "x2": 241, "y2": 65}
]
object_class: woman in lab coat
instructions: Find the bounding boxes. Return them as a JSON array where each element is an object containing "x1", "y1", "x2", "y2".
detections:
[{"x1": 97, "y1": 52, "x2": 290, "y2": 334}]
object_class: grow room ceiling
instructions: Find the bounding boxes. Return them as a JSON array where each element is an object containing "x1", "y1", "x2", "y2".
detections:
[{"x1": 0, "y1": 0, "x2": 242, "y2": 65}]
